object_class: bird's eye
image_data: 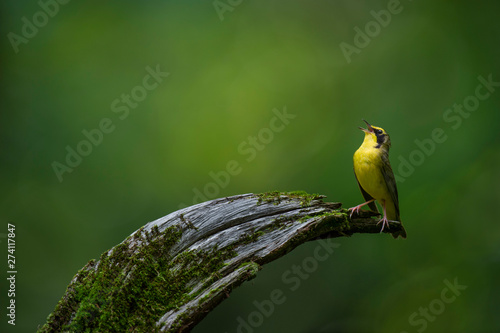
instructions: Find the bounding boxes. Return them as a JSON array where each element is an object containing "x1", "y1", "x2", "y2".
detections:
[{"x1": 375, "y1": 129, "x2": 382, "y2": 135}]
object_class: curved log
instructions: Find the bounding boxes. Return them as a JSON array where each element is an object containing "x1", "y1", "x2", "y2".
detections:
[{"x1": 38, "y1": 191, "x2": 405, "y2": 332}]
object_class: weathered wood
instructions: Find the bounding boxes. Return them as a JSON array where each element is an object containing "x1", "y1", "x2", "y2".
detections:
[{"x1": 38, "y1": 191, "x2": 405, "y2": 333}]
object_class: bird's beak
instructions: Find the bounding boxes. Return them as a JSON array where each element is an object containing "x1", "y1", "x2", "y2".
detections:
[{"x1": 359, "y1": 119, "x2": 374, "y2": 133}]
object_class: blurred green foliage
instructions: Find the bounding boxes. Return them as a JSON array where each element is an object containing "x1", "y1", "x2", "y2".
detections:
[{"x1": 1, "y1": 0, "x2": 499, "y2": 332}]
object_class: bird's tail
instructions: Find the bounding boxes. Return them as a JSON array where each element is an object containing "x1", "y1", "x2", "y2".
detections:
[
  {"x1": 387, "y1": 205, "x2": 406, "y2": 239},
  {"x1": 391, "y1": 222, "x2": 407, "y2": 239}
]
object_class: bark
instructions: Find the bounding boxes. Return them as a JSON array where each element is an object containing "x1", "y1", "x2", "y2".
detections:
[{"x1": 38, "y1": 191, "x2": 404, "y2": 333}]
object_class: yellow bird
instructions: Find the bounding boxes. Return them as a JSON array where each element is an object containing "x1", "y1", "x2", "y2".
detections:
[{"x1": 349, "y1": 120, "x2": 407, "y2": 239}]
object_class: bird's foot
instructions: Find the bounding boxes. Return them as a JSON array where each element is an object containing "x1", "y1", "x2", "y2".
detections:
[
  {"x1": 348, "y1": 204, "x2": 365, "y2": 218},
  {"x1": 377, "y1": 216, "x2": 390, "y2": 233}
]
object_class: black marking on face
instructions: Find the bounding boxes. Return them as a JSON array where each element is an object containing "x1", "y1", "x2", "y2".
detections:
[{"x1": 374, "y1": 129, "x2": 385, "y2": 148}]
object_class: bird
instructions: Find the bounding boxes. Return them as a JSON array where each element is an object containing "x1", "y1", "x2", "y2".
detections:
[{"x1": 348, "y1": 119, "x2": 407, "y2": 239}]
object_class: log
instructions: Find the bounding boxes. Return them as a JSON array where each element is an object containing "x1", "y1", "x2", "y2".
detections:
[{"x1": 38, "y1": 191, "x2": 405, "y2": 333}]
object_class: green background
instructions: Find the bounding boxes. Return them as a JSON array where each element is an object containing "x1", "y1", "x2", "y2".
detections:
[{"x1": 1, "y1": 0, "x2": 499, "y2": 332}]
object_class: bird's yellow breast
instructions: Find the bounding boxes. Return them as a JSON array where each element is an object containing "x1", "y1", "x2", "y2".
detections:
[{"x1": 353, "y1": 145, "x2": 390, "y2": 202}]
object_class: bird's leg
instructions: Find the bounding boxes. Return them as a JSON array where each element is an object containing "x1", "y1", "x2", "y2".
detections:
[
  {"x1": 377, "y1": 200, "x2": 390, "y2": 232},
  {"x1": 348, "y1": 199, "x2": 375, "y2": 218}
]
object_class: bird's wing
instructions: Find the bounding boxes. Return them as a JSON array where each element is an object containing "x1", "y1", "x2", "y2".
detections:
[
  {"x1": 380, "y1": 153, "x2": 400, "y2": 221},
  {"x1": 354, "y1": 170, "x2": 379, "y2": 213}
]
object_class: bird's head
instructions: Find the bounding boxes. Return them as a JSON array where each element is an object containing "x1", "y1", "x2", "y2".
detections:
[{"x1": 359, "y1": 119, "x2": 391, "y2": 149}]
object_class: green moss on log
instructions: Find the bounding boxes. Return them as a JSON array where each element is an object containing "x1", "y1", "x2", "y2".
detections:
[
  {"x1": 255, "y1": 190, "x2": 324, "y2": 207},
  {"x1": 39, "y1": 226, "x2": 237, "y2": 333}
]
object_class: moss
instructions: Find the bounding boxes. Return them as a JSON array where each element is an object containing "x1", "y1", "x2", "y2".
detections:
[
  {"x1": 267, "y1": 215, "x2": 292, "y2": 230},
  {"x1": 235, "y1": 215, "x2": 295, "y2": 247},
  {"x1": 255, "y1": 190, "x2": 282, "y2": 205},
  {"x1": 237, "y1": 261, "x2": 260, "y2": 274},
  {"x1": 198, "y1": 286, "x2": 224, "y2": 305},
  {"x1": 39, "y1": 225, "x2": 238, "y2": 333},
  {"x1": 179, "y1": 213, "x2": 198, "y2": 230},
  {"x1": 237, "y1": 230, "x2": 265, "y2": 245},
  {"x1": 303, "y1": 211, "x2": 350, "y2": 238},
  {"x1": 255, "y1": 190, "x2": 323, "y2": 207},
  {"x1": 298, "y1": 215, "x2": 314, "y2": 223}
]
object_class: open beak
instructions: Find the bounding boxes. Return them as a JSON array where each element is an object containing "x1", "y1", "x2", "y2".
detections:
[{"x1": 359, "y1": 119, "x2": 374, "y2": 133}]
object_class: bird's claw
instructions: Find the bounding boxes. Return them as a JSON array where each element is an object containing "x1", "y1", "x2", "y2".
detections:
[
  {"x1": 377, "y1": 217, "x2": 390, "y2": 233},
  {"x1": 348, "y1": 204, "x2": 363, "y2": 218}
]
